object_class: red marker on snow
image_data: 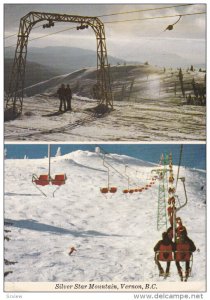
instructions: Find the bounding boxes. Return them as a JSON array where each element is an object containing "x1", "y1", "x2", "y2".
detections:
[{"x1": 69, "y1": 247, "x2": 77, "y2": 255}]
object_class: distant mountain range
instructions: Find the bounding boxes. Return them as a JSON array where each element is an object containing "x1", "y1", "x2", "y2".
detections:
[
  {"x1": 4, "y1": 46, "x2": 132, "y2": 90},
  {"x1": 4, "y1": 46, "x2": 205, "y2": 92},
  {"x1": 4, "y1": 58, "x2": 62, "y2": 92},
  {"x1": 5, "y1": 46, "x2": 129, "y2": 73}
]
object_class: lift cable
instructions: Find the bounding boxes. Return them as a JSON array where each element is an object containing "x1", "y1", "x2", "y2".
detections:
[
  {"x1": 97, "y1": 3, "x2": 196, "y2": 18},
  {"x1": 103, "y1": 11, "x2": 205, "y2": 25},
  {"x1": 4, "y1": 23, "x2": 44, "y2": 39},
  {"x1": 96, "y1": 144, "x2": 161, "y2": 180},
  {"x1": 4, "y1": 10, "x2": 206, "y2": 48},
  {"x1": 4, "y1": 3, "x2": 197, "y2": 40},
  {"x1": 4, "y1": 25, "x2": 77, "y2": 48},
  {"x1": 96, "y1": 145, "x2": 156, "y2": 187},
  {"x1": 101, "y1": 154, "x2": 129, "y2": 181},
  {"x1": 96, "y1": 145, "x2": 139, "y2": 184},
  {"x1": 27, "y1": 25, "x2": 77, "y2": 42},
  {"x1": 175, "y1": 144, "x2": 183, "y2": 191}
]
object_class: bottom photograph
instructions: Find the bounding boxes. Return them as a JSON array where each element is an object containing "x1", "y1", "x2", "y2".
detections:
[{"x1": 4, "y1": 143, "x2": 206, "y2": 292}]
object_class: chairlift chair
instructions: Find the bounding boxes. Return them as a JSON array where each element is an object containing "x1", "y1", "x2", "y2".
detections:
[
  {"x1": 123, "y1": 189, "x2": 129, "y2": 194},
  {"x1": 100, "y1": 154, "x2": 117, "y2": 195},
  {"x1": 175, "y1": 245, "x2": 193, "y2": 263},
  {"x1": 155, "y1": 246, "x2": 174, "y2": 262},
  {"x1": 32, "y1": 145, "x2": 67, "y2": 197}
]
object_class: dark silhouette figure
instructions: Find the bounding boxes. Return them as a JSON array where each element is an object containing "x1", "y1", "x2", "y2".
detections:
[
  {"x1": 65, "y1": 84, "x2": 72, "y2": 111},
  {"x1": 57, "y1": 84, "x2": 66, "y2": 111},
  {"x1": 154, "y1": 232, "x2": 175, "y2": 277},
  {"x1": 176, "y1": 218, "x2": 187, "y2": 238}
]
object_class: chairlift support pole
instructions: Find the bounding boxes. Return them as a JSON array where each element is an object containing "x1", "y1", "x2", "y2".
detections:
[
  {"x1": 32, "y1": 144, "x2": 66, "y2": 197},
  {"x1": 175, "y1": 144, "x2": 183, "y2": 191},
  {"x1": 48, "y1": 144, "x2": 51, "y2": 180},
  {"x1": 172, "y1": 177, "x2": 188, "y2": 243},
  {"x1": 125, "y1": 165, "x2": 130, "y2": 190},
  {"x1": 103, "y1": 154, "x2": 110, "y2": 189},
  {"x1": 177, "y1": 177, "x2": 188, "y2": 212}
]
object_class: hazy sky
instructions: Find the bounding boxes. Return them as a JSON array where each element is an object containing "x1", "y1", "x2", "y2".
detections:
[{"x1": 4, "y1": 3, "x2": 206, "y2": 65}]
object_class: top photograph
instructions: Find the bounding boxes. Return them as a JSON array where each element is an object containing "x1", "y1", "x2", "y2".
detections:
[{"x1": 4, "y1": 3, "x2": 206, "y2": 141}]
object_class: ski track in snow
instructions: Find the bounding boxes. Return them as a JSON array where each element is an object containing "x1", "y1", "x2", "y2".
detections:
[
  {"x1": 4, "y1": 151, "x2": 206, "y2": 283},
  {"x1": 4, "y1": 95, "x2": 205, "y2": 141}
]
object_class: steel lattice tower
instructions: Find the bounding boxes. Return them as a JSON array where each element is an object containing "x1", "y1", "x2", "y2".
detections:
[
  {"x1": 153, "y1": 154, "x2": 169, "y2": 231},
  {"x1": 5, "y1": 12, "x2": 113, "y2": 120}
]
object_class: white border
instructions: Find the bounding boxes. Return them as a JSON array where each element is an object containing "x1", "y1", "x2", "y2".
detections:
[{"x1": 1, "y1": 1, "x2": 208, "y2": 300}]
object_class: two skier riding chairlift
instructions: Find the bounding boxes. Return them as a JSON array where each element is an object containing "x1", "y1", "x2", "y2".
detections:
[
  {"x1": 154, "y1": 191, "x2": 196, "y2": 282},
  {"x1": 154, "y1": 221, "x2": 196, "y2": 281}
]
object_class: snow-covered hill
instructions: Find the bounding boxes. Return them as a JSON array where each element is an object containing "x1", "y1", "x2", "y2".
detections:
[
  {"x1": 4, "y1": 65, "x2": 206, "y2": 142},
  {"x1": 22, "y1": 64, "x2": 205, "y2": 100},
  {"x1": 4, "y1": 150, "x2": 206, "y2": 288}
]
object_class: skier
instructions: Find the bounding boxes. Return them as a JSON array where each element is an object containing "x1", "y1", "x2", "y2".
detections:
[
  {"x1": 65, "y1": 84, "x2": 72, "y2": 111},
  {"x1": 166, "y1": 216, "x2": 186, "y2": 241},
  {"x1": 175, "y1": 229, "x2": 196, "y2": 281},
  {"x1": 57, "y1": 84, "x2": 66, "y2": 111},
  {"x1": 154, "y1": 232, "x2": 175, "y2": 278},
  {"x1": 69, "y1": 246, "x2": 77, "y2": 256},
  {"x1": 176, "y1": 217, "x2": 187, "y2": 243}
]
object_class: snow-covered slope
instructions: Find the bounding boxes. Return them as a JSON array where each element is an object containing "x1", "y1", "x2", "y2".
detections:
[
  {"x1": 4, "y1": 150, "x2": 206, "y2": 285},
  {"x1": 4, "y1": 96, "x2": 206, "y2": 142},
  {"x1": 4, "y1": 65, "x2": 206, "y2": 141}
]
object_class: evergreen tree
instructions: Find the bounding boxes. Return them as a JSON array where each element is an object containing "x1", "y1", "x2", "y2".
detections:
[
  {"x1": 95, "y1": 147, "x2": 100, "y2": 154},
  {"x1": 178, "y1": 68, "x2": 185, "y2": 96},
  {"x1": 55, "y1": 147, "x2": 62, "y2": 157},
  {"x1": 4, "y1": 148, "x2": 7, "y2": 159}
]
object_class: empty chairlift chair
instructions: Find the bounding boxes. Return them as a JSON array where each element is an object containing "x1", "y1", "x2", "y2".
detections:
[
  {"x1": 32, "y1": 174, "x2": 50, "y2": 186},
  {"x1": 32, "y1": 145, "x2": 67, "y2": 197},
  {"x1": 100, "y1": 154, "x2": 117, "y2": 195},
  {"x1": 51, "y1": 174, "x2": 67, "y2": 186}
]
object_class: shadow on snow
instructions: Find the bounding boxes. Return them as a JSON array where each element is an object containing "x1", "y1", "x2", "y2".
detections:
[
  {"x1": 5, "y1": 192, "x2": 41, "y2": 197},
  {"x1": 5, "y1": 218, "x2": 122, "y2": 238}
]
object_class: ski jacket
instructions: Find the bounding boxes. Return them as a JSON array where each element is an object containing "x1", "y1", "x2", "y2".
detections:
[
  {"x1": 176, "y1": 236, "x2": 196, "y2": 252},
  {"x1": 65, "y1": 88, "x2": 72, "y2": 98},
  {"x1": 175, "y1": 236, "x2": 196, "y2": 261},
  {"x1": 57, "y1": 87, "x2": 65, "y2": 97},
  {"x1": 154, "y1": 237, "x2": 175, "y2": 252}
]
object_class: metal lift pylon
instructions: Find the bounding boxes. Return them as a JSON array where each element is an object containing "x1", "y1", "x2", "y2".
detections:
[
  {"x1": 152, "y1": 154, "x2": 169, "y2": 231},
  {"x1": 5, "y1": 12, "x2": 113, "y2": 121}
]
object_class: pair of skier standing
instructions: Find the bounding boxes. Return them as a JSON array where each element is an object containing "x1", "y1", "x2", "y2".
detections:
[{"x1": 57, "y1": 84, "x2": 72, "y2": 112}]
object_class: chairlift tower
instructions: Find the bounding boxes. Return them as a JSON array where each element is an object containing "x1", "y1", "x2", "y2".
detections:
[
  {"x1": 5, "y1": 12, "x2": 113, "y2": 120},
  {"x1": 152, "y1": 154, "x2": 169, "y2": 231}
]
